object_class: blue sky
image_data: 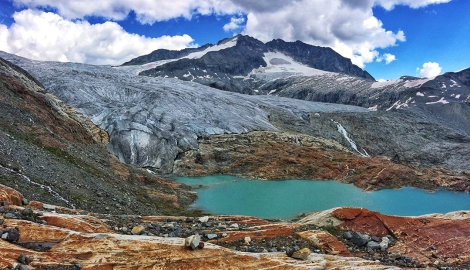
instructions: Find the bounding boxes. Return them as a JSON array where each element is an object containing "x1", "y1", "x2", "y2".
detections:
[{"x1": 0, "y1": 0, "x2": 468, "y2": 80}]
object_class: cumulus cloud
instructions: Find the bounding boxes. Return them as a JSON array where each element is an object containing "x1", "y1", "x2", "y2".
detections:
[
  {"x1": 374, "y1": 0, "x2": 451, "y2": 10},
  {"x1": 223, "y1": 17, "x2": 245, "y2": 32},
  {"x1": 377, "y1": 53, "x2": 396, "y2": 64},
  {"x1": 5, "y1": 0, "x2": 451, "y2": 67},
  {"x1": 417, "y1": 62, "x2": 442, "y2": 78},
  {"x1": 11, "y1": 0, "x2": 239, "y2": 24},
  {"x1": 0, "y1": 10, "x2": 194, "y2": 65},
  {"x1": 242, "y1": 0, "x2": 406, "y2": 67}
]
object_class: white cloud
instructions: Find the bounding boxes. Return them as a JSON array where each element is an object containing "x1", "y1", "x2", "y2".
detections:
[
  {"x1": 383, "y1": 53, "x2": 396, "y2": 64},
  {"x1": 5, "y1": 0, "x2": 451, "y2": 67},
  {"x1": 417, "y1": 62, "x2": 442, "y2": 78},
  {"x1": 11, "y1": 0, "x2": 240, "y2": 24},
  {"x1": 0, "y1": 10, "x2": 195, "y2": 65},
  {"x1": 374, "y1": 0, "x2": 451, "y2": 10},
  {"x1": 223, "y1": 17, "x2": 245, "y2": 32},
  {"x1": 377, "y1": 53, "x2": 396, "y2": 64},
  {"x1": 242, "y1": 0, "x2": 406, "y2": 68}
]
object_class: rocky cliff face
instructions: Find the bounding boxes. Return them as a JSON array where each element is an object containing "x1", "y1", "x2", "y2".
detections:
[{"x1": 0, "y1": 56, "x2": 196, "y2": 215}]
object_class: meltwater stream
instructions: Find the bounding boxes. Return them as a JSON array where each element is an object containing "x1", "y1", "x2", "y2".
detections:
[{"x1": 175, "y1": 175, "x2": 470, "y2": 219}]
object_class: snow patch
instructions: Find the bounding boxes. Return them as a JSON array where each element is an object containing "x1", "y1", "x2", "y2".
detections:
[
  {"x1": 416, "y1": 92, "x2": 425, "y2": 97},
  {"x1": 426, "y1": 97, "x2": 449, "y2": 105},
  {"x1": 456, "y1": 94, "x2": 461, "y2": 99},
  {"x1": 116, "y1": 37, "x2": 238, "y2": 75},
  {"x1": 252, "y1": 52, "x2": 330, "y2": 77},
  {"x1": 268, "y1": 89, "x2": 277, "y2": 95},
  {"x1": 449, "y1": 79, "x2": 460, "y2": 88},
  {"x1": 333, "y1": 120, "x2": 370, "y2": 157},
  {"x1": 371, "y1": 79, "x2": 400, "y2": 88},
  {"x1": 183, "y1": 37, "x2": 238, "y2": 60},
  {"x1": 368, "y1": 105, "x2": 378, "y2": 111},
  {"x1": 403, "y1": 78, "x2": 431, "y2": 88}
]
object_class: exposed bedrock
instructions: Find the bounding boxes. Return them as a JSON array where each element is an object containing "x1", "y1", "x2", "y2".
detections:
[
  {"x1": 174, "y1": 131, "x2": 470, "y2": 191},
  {"x1": 301, "y1": 207, "x2": 470, "y2": 266}
]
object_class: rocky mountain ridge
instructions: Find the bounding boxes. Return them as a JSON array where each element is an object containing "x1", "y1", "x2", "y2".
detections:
[
  {"x1": 1, "y1": 51, "x2": 469, "y2": 188},
  {"x1": 128, "y1": 35, "x2": 373, "y2": 94},
  {"x1": 125, "y1": 35, "x2": 373, "y2": 79}
]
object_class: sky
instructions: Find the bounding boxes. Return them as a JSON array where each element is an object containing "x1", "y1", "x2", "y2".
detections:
[{"x1": 0, "y1": 0, "x2": 469, "y2": 81}]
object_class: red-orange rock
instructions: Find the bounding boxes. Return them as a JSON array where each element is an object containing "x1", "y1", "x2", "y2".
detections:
[
  {"x1": 325, "y1": 208, "x2": 470, "y2": 266},
  {"x1": 0, "y1": 184, "x2": 24, "y2": 206},
  {"x1": 296, "y1": 230, "x2": 351, "y2": 256}
]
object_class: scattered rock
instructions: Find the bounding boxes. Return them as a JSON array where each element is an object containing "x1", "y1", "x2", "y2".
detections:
[
  {"x1": 292, "y1": 248, "x2": 311, "y2": 260},
  {"x1": 244, "y1": 236, "x2": 251, "y2": 245},
  {"x1": 343, "y1": 231, "x2": 352, "y2": 240},
  {"x1": 198, "y1": 241, "x2": 205, "y2": 249},
  {"x1": 5, "y1": 213, "x2": 16, "y2": 219},
  {"x1": 131, "y1": 225, "x2": 145, "y2": 235},
  {"x1": 14, "y1": 264, "x2": 29, "y2": 270},
  {"x1": 285, "y1": 247, "x2": 295, "y2": 257},
  {"x1": 367, "y1": 241, "x2": 381, "y2": 250},
  {"x1": 371, "y1": 235, "x2": 380, "y2": 242},
  {"x1": 379, "y1": 237, "x2": 390, "y2": 250},
  {"x1": 198, "y1": 216, "x2": 209, "y2": 223},
  {"x1": 206, "y1": 234, "x2": 218, "y2": 240},
  {"x1": 351, "y1": 232, "x2": 369, "y2": 246},
  {"x1": 16, "y1": 254, "x2": 32, "y2": 265},
  {"x1": 185, "y1": 235, "x2": 195, "y2": 247},
  {"x1": 190, "y1": 234, "x2": 201, "y2": 250}
]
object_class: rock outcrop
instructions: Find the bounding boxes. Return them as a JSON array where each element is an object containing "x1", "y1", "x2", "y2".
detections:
[
  {"x1": 174, "y1": 131, "x2": 470, "y2": 191},
  {"x1": 0, "y1": 184, "x2": 23, "y2": 206},
  {"x1": 301, "y1": 207, "x2": 470, "y2": 267},
  {"x1": 1, "y1": 184, "x2": 469, "y2": 269}
]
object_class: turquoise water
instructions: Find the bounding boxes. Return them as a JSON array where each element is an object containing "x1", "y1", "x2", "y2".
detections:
[{"x1": 174, "y1": 175, "x2": 470, "y2": 219}]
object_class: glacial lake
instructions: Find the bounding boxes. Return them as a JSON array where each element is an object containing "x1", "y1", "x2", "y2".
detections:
[{"x1": 174, "y1": 175, "x2": 470, "y2": 219}]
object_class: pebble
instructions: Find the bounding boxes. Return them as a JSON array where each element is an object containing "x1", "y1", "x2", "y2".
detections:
[
  {"x1": 206, "y1": 234, "x2": 218, "y2": 240},
  {"x1": 343, "y1": 231, "x2": 352, "y2": 240},
  {"x1": 5, "y1": 213, "x2": 16, "y2": 219},
  {"x1": 198, "y1": 216, "x2": 209, "y2": 223},
  {"x1": 244, "y1": 236, "x2": 251, "y2": 245},
  {"x1": 367, "y1": 241, "x2": 381, "y2": 250}
]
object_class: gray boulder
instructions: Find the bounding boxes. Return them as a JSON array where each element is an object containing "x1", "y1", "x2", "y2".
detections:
[{"x1": 351, "y1": 232, "x2": 369, "y2": 247}]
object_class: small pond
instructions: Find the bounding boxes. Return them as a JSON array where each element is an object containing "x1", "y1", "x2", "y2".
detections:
[{"x1": 175, "y1": 175, "x2": 470, "y2": 219}]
